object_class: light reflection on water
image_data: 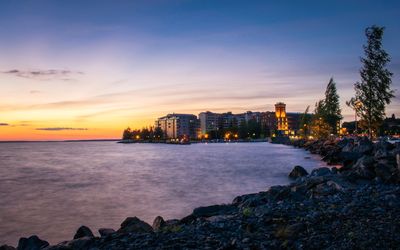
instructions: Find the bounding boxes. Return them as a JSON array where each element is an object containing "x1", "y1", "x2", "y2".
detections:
[{"x1": 0, "y1": 142, "x2": 326, "y2": 245}]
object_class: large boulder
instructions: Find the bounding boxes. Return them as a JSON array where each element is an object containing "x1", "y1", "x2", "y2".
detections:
[
  {"x1": 337, "y1": 138, "x2": 353, "y2": 149},
  {"x1": 353, "y1": 137, "x2": 374, "y2": 155},
  {"x1": 310, "y1": 167, "x2": 331, "y2": 177},
  {"x1": 152, "y1": 216, "x2": 166, "y2": 231},
  {"x1": 346, "y1": 155, "x2": 376, "y2": 180},
  {"x1": 73, "y1": 225, "x2": 94, "y2": 239},
  {"x1": 17, "y1": 235, "x2": 49, "y2": 250},
  {"x1": 288, "y1": 165, "x2": 308, "y2": 179},
  {"x1": 118, "y1": 217, "x2": 153, "y2": 234},
  {"x1": 374, "y1": 161, "x2": 399, "y2": 183}
]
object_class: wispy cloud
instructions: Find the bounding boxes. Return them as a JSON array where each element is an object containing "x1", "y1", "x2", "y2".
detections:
[
  {"x1": 36, "y1": 127, "x2": 88, "y2": 131},
  {"x1": 0, "y1": 123, "x2": 9, "y2": 126},
  {"x1": 3, "y1": 69, "x2": 84, "y2": 81}
]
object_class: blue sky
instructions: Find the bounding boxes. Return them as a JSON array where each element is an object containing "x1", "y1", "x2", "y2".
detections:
[{"x1": 0, "y1": 0, "x2": 399, "y2": 139}]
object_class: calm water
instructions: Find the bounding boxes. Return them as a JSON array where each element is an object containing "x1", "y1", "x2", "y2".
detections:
[{"x1": 0, "y1": 142, "x2": 326, "y2": 245}]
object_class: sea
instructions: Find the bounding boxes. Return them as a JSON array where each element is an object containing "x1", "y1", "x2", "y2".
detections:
[{"x1": 0, "y1": 141, "x2": 327, "y2": 245}]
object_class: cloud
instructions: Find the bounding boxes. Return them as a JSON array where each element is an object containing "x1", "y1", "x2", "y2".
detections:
[
  {"x1": 35, "y1": 127, "x2": 88, "y2": 131},
  {"x1": 0, "y1": 123, "x2": 9, "y2": 126},
  {"x1": 29, "y1": 90, "x2": 41, "y2": 94},
  {"x1": 3, "y1": 69, "x2": 84, "y2": 81}
]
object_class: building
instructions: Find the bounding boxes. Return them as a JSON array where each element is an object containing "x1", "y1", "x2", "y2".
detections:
[
  {"x1": 219, "y1": 112, "x2": 236, "y2": 129},
  {"x1": 260, "y1": 111, "x2": 276, "y2": 136},
  {"x1": 275, "y1": 102, "x2": 288, "y2": 135},
  {"x1": 155, "y1": 113, "x2": 199, "y2": 139},
  {"x1": 287, "y1": 112, "x2": 302, "y2": 134},
  {"x1": 199, "y1": 111, "x2": 220, "y2": 134},
  {"x1": 244, "y1": 111, "x2": 261, "y2": 123}
]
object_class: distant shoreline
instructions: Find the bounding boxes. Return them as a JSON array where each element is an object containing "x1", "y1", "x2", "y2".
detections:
[{"x1": 0, "y1": 139, "x2": 120, "y2": 143}]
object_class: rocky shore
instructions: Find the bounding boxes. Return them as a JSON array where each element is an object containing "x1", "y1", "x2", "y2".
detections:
[{"x1": 2, "y1": 137, "x2": 400, "y2": 250}]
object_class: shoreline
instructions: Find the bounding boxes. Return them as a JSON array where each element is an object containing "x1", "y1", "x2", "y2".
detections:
[{"x1": 2, "y1": 138, "x2": 400, "y2": 249}]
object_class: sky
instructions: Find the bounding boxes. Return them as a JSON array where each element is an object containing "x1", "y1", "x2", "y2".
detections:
[{"x1": 0, "y1": 0, "x2": 399, "y2": 140}]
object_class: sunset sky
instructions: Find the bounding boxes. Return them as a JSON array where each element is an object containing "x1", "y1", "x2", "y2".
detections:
[{"x1": 0, "y1": 0, "x2": 399, "y2": 140}]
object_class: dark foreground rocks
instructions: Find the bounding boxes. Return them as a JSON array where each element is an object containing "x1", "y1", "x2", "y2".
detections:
[
  {"x1": 6, "y1": 167, "x2": 400, "y2": 249},
  {"x1": 2, "y1": 137, "x2": 400, "y2": 249}
]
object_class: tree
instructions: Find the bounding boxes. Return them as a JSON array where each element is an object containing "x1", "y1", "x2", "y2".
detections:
[
  {"x1": 154, "y1": 126, "x2": 164, "y2": 140},
  {"x1": 348, "y1": 25, "x2": 394, "y2": 138},
  {"x1": 122, "y1": 127, "x2": 132, "y2": 140},
  {"x1": 140, "y1": 127, "x2": 151, "y2": 140},
  {"x1": 247, "y1": 120, "x2": 261, "y2": 138},
  {"x1": 310, "y1": 101, "x2": 331, "y2": 139},
  {"x1": 238, "y1": 120, "x2": 248, "y2": 139},
  {"x1": 310, "y1": 118, "x2": 331, "y2": 139},
  {"x1": 323, "y1": 78, "x2": 342, "y2": 134},
  {"x1": 299, "y1": 106, "x2": 312, "y2": 138}
]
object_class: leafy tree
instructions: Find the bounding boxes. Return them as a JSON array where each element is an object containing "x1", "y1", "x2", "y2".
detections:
[
  {"x1": 122, "y1": 127, "x2": 132, "y2": 140},
  {"x1": 238, "y1": 120, "x2": 248, "y2": 139},
  {"x1": 247, "y1": 120, "x2": 261, "y2": 138},
  {"x1": 348, "y1": 25, "x2": 394, "y2": 138},
  {"x1": 311, "y1": 101, "x2": 331, "y2": 139},
  {"x1": 154, "y1": 126, "x2": 164, "y2": 140},
  {"x1": 310, "y1": 118, "x2": 331, "y2": 139},
  {"x1": 323, "y1": 78, "x2": 342, "y2": 134},
  {"x1": 140, "y1": 127, "x2": 151, "y2": 140},
  {"x1": 299, "y1": 106, "x2": 312, "y2": 138}
]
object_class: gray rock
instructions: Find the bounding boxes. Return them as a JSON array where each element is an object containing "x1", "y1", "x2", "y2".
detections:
[
  {"x1": 350, "y1": 155, "x2": 375, "y2": 179},
  {"x1": 50, "y1": 237, "x2": 94, "y2": 249},
  {"x1": 152, "y1": 216, "x2": 166, "y2": 231},
  {"x1": 73, "y1": 225, "x2": 94, "y2": 239},
  {"x1": 311, "y1": 167, "x2": 331, "y2": 177},
  {"x1": 354, "y1": 137, "x2": 374, "y2": 154},
  {"x1": 118, "y1": 217, "x2": 153, "y2": 233},
  {"x1": 288, "y1": 165, "x2": 308, "y2": 179},
  {"x1": 374, "y1": 162, "x2": 398, "y2": 183},
  {"x1": 98, "y1": 228, "x2": 115, "y2": 237},
  {"x1": 17, "y1": 235, "x2": 49, "y2": 250}
]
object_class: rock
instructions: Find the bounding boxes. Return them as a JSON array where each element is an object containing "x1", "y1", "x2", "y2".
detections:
[
  {"x1": 288, "y1": 165, "x2": 308, "y2": 179},
  {"x1": 98, "y1": 228, "x2": 115, "y2": 237},
  {"x1": 118, "y1": 217, "x2": 153, "y2": 234},
  {"x1": 337, "y1": 138, "x2": 353, "y2": 150},
  {"x1": 17, "y1": 235, "x2": 49, "y2": 250},
  {"x1": 374, "y1": 162, "x2": 398, "y2": 183},
  {"x1": 275, "y1": 223, "x2": 304, "y2": 238},
  {"x1": 50, "y1": 237, "x2": 94, "y2": 249},
  {"x1": 347, "y1": 155, "x2": 375, "y2": 180},
  {"x1": 310, "y1": 167, "x2": 331, "y2": 177},
  {"x1": 353, "y1": 137, "x2": 374, "y2": 154},
  {"x1": 73, "y1": 225, "x2": 94, "y2": 239},
  {"x1": 192, "y1": 204, "x2": 237, "y2": 218},
  {"x1": 339, "y1": 152, "x2": 361, "y2": 166},
  {"x1": 152, "y1": 216, "x2": 166, "y2": 231},
  {"x1": 0, "y1": 245, "x2": 16, "y2": 250}
]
